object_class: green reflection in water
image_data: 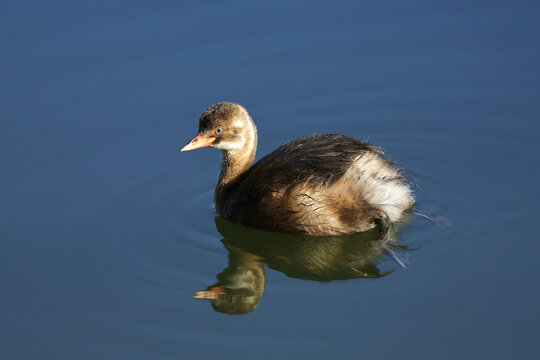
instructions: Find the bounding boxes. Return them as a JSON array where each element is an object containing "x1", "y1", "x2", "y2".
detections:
[{"x1": 194, "y1": 216, "x2": 412, "y2": 315}]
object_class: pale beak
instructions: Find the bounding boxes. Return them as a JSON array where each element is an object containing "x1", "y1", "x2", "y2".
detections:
[
  {"x1": 181, "y1": 134, "x2": 216, "y2": 151},
  {"x1": 193, "y1": 286, "x2": 226, "y2": 300}
]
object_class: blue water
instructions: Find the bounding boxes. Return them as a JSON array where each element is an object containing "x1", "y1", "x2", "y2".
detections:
[{"x1": 2, "y1": 1, "x2": 540, "y2": 359}]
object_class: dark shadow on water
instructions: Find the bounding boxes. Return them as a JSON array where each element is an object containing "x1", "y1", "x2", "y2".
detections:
[{"x1": 194, "y1": 217, "x2": 413, "y2": 315}]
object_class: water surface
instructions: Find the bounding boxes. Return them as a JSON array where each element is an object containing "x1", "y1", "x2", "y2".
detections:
[{"x1": 1, "y1": 1, "x2": 540, "y2": 359}]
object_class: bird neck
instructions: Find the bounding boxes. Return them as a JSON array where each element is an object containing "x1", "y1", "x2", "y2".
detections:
[{"x1": 215, "y1": 121, "x2": 257, "y2": 210}]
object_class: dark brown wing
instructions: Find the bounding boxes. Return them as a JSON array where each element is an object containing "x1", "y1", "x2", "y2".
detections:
[{"x1": 222, "y1": 134, "x2": 379, "y2": 217}]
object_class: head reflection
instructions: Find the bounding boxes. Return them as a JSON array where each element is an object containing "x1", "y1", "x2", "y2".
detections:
[{"x1": 194, "y1": 216, "x2": 410, "y2": 315}]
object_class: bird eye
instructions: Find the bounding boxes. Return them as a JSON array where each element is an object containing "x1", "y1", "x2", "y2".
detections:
[{"x1": 215, "y1": 126, "x2": 223, "y2": 134}]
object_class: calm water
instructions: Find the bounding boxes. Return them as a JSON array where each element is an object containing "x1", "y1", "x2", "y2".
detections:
[{"x1": 2, "y1": 1, "x2": 540, "y2": 359}]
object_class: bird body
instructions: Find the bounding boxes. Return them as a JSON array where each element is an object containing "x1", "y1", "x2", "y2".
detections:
[{"x1": 182, "y1": 102, "x2": 414, "y2": 236}]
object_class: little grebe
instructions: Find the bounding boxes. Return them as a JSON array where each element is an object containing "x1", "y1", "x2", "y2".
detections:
[{"x1": 181, "y1": 102, "x2": 414, "y2": 236}]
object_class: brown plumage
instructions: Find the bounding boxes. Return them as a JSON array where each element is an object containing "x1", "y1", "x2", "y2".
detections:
[{"x1": 182, "y1": 102, "x2": 414, "y2": 236}]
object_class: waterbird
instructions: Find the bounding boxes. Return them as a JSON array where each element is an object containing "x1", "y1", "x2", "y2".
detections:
[{"x1": 181, "y1": 102, "x2": 414, "y2": 236}]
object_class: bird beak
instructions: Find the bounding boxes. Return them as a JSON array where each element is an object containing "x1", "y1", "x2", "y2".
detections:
[
  {"x1": 181, "y1": 134, "x2": 216, "y2": 151},
  {"x1": 193, "y1": 286, "x2": 226, "y2": 300}
]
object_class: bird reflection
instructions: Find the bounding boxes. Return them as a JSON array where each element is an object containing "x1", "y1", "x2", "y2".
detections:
[{"x1": 194, "y1": 216, "x2": 411, "y2": 315}]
